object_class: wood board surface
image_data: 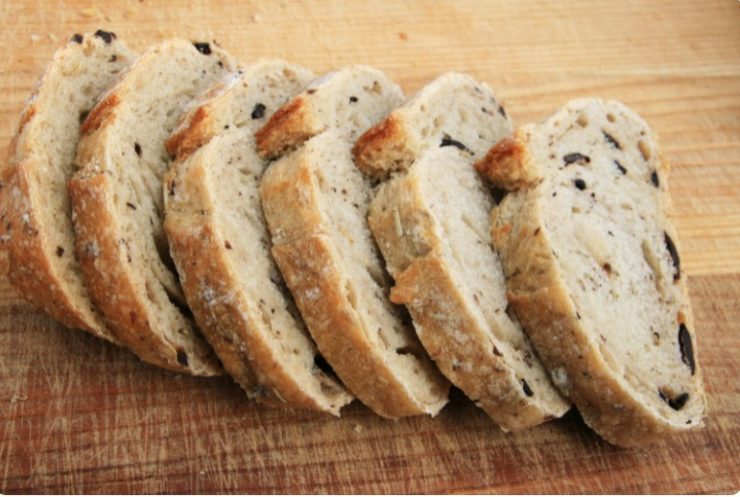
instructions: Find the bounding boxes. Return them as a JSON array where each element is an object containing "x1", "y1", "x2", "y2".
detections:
[{"x1": 0, "y1": 0, "x2": 739, "y2": 493}]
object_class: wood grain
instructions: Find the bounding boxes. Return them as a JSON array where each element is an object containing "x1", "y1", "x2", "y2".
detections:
[{"x1": 1, "y1": 0, "x2": 739, "y2": 493}]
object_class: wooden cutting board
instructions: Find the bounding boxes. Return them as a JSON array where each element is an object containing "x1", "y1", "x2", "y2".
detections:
[{"x1": 1, "y1": 0, "x2": 738, "y2": 493}]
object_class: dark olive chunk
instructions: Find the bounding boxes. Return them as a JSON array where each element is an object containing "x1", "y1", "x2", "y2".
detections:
[
  {"x1": 349, "y1": 96, "x2": 358, "y2": 103},
  {"x1": 660, "y1": 390, "x2": 689, "y2": 410},
  {"x1": 440, "y1": 134, "x2": 472, "y2": 154},
  {"x1": 603, "y1": 131, "x2": 621, "y2": 149},
  {"x1": 678, "y1": 323, "x2": 695, "y2": 375},
  {"x1": 251, "y1": 103, "x2": 266, "y2": 120},
  {"x1": 651, "y1": 170, "x2": 660, "y2": 187},
  {"x1": 664, "y1": 232, "x2": 680, "y2": 281},
  {"x1": 71, "y1": 33, "x2": 83, "y2": 44},
  {"x1": 193, "y1": 42, "x2": 211, "y2": 55},
  {"x1": 521, "y1": 379, "x2": 534, "y2": 397},
  {"x1": 94, "y1": 30, "x2": 116, "y2": 44},
  {"x1": 134, "y1": 142, "x2": 142, "y2": 157},
  {"x1": 614, "y1": 160, "x2": 627, "y2": 174},
  {"x1": 176, "y1": 350, "x2": 189, "y2": 367},
  {"x1": 563, "y1": 153, "x2": 590, "y2": 165},
  {"x1": 574, "y1": 178, "x2": 587, "y2": 190}
]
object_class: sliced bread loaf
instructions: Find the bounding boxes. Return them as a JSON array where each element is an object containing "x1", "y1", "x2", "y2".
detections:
[
  {"x1": 1, "y1": 31, "x2": 136, "y2": 342},
  {"x1": 68, "y1": 39, "x2": 237, "y2": 375},
  {"x1": 360, "y1": 73, "x2": 570, "y2": 431},
  {"x1": 353, "y1": 72, "x2": 511, "y2": 179},
  {"x1": 258, "y1": 67, "x2": 450, "y2": 417},
  {"x1": 163, "y1": 60, "x2": 353, "y2": 413},
  {"x1": 475, "y1": 98, "x2": 706, "y2": 446}
]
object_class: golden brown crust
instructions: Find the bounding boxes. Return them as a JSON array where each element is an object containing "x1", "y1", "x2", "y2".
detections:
[
  {"x1": 80, "y1": 93, "x2": 119, "y2": 135},
  {"x1": 352, "y1": 115, "x2": 412, "y2": 179},
  {"x1": 4, "y1": 162, "x2": 109, "y2": 336},
  {"x1": 488, "y1": 134, "x2": 702, "y2": 446},
  {"x1": 165, "y1": 106, "x2": 211, "y2": 160},
  {"x1": 68, "y1": 171, "x2": 202, "y2": 373},
  {"x1": 475, "y1": 134, "x2": 541, "y2": 191},
  {"x1": 271, "y1": 236, "x2": 430, "y2": 417},
  {"x1": 255, "y1": 98, "x2": 315, "y2": 160},
  {"x1": 260, "y1": 149, "x2": 448, "y2": 417},
  {"x1": 390, "y1": 256, "x2": 562, "y2": 430}
]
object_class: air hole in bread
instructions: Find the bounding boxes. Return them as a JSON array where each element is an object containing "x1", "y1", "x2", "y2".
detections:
[
  {"x1": 641, "y1": 239, "x2": 665, "y2": 298},
  {"x1": 576, "y1": 114, "x2": 588, "y2": 127}
]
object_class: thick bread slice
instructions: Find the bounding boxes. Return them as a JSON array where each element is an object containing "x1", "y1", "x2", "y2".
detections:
[
  {"x1": 258, "y1": 67, "x2": 450, "y2": 417},
  {"x1": 353, "y1": 72, "x2": 511, "y2": 179},
  {"x1": 163, "y1": 61, "x2": 353, "y2": 413},
  {"x1": 69, "y1": 40, "x2": 237, "y2": 375},
  {"x1": 0, "y1": 31, "x2": 136, "y2": 342},
  {"x1": 369, "y1": 148, "x2": 570, "y2": 431},
  {"x1": 475, "y1": 98, "x2": 706, "y2": 446}
]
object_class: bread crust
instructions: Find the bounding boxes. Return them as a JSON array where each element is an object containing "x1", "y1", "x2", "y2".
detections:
[
  {"x1": 261, "y1": 147, "x2": 449, "y2": 418},
  {"x1": 352, "y1": 115, "x2": 412, "y2": 179},
  {"x1": 480, "y1": 126, "x2": 705, "y2": 447},
  {"x1": 68, "y1": 168, "x2": 217, "y2": 373},
  {"x1": 255, "y1": 98, "x2": 317, "y2": 160},
  {"x1": 475, "y1": 133, "x2": 541, "y2": 190}
]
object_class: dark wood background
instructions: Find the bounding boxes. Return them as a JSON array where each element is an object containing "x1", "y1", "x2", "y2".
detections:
[{"x1": 1, "y1": 0, "x2": 738, "y2": 492}]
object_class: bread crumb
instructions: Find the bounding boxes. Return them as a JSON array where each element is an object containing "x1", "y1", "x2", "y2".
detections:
[
  {"x1": 30, "y1": 34, "x2": 41, "y2": 43},
  {"x1": 48, "y1": 33, "x2": 58, "y2": 43},
  {"x1": 80, "y1": 6, "x2": 101, "y2": 18},
  {"x1": 252, "y1": 13, "x2": 262, "y2": 22},
  {"x1": 10, "y1": 393, "x2": 28, "y2": 403},
  {"x1": 124, "y1": 6, "x2": 138, "y2": 19},
  {"x1": 353, "y1": 424, "x2": 362, "y2": 433}
]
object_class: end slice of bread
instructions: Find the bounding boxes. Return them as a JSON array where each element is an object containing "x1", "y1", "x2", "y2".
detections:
[
  {"x1": 369, "y1": 147, "x2": 570, "y2": 430},
  {"x1": 259, "y1": 67, "x2": 450, "y2": 417},
  {"x1": 164, "y1": 60, "x2": 353, "y2": 413},
  {"x1": 1, "y1": 31, "x2": 136, "y2": 342},
  {"x1": 476, "y1": 98, "x2": 706, "y2": 446},
  {"x1": 69, "y1": 39, "x2": 237, "y2": 375},
  {"x1": 353, "y1": 72, "x2": 512, "y2": 179}
]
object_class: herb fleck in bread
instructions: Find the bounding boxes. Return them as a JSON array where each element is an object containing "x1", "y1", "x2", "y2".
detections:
[
  {"x1": 361, "y1": 73, "x2": 569, "y2": 430},
  {"x1": 1, "y1": 31, "x2": 136, "y2": 342},
  {"x1": 164, "y1": 60, "x2": 352, "y2": 413},
  {"x1": 258, "y1": 67, "x2": 450, "y2": 417},
  {"x1": 353, "y1": 72, "x2": 511, "y2": 179},
  {"x1": 69, "y1": 39, "x2": 237, "y2": 375},
  {"x1": 476, "y1": 98, "x2": 706, "y2": 446}
]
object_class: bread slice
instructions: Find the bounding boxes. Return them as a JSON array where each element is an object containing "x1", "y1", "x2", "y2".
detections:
[
  {"x1": 68, "y1": 39, "x2": 237, "y2": 375},
  {"x1": 353, "y1": 72, "x2": 512, "y2": 179},
  {"x1": 0, "y1": 31, "x2": 136, "y2": 342},
  {"x1": 369, "y1": 147, "x2": 571, "y2": 430},
  {"x1": 475, "y1": 98, "x2": 706, "y2": 446},
  {"x1": 358, "y1": 72, "x2": 569, "y2": 430},
  {"x1": 258, "y1": 67, "x2": 450, "y2": 418},
  {"x1": 163, "y1": 60, "x2": 353, "y2": 413}
]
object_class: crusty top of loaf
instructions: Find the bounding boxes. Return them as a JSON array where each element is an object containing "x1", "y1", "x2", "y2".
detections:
[
  {"x1": 256, "y1": 65, "x2": 404, "y2": 159},
  {"x1": 353, "y1": 71, "x2": 512, "y2": 179}
]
